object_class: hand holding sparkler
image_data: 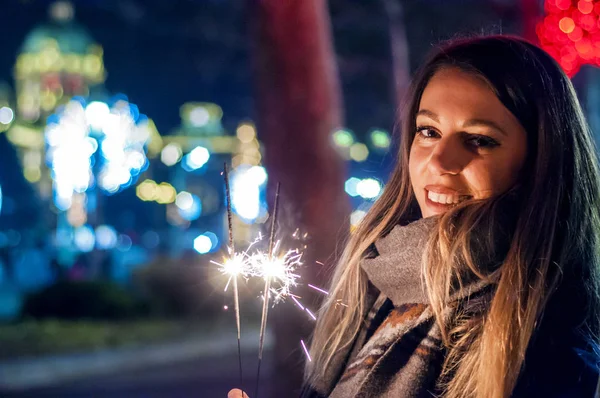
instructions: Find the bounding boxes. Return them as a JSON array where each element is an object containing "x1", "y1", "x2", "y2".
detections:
[{"x1": 227, "y1": 388, "x2": 250, "y2": 398}]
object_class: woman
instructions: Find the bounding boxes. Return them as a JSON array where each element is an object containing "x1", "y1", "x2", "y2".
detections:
[{"x1": 230, "y1": 35, "x2": 600, "y2": 397}]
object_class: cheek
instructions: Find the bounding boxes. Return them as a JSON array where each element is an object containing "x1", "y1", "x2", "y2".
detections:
[
  {"x1": 464, "y1": 159, "x2": 520, "y2": 198},
  {"x1": 408, "y1": 147, "x2": 421, "y2": 189}
]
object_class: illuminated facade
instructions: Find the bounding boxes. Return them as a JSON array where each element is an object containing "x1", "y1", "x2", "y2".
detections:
[
  {"x1": 150, "y1": 102, "x2": 267, "y2": 256},
  {"x1": 1, "y1": 2, "x2": 266, "y2": 269}
]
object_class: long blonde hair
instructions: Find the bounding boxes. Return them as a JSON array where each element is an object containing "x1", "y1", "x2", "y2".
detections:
[{"x1": 306, "y1": 35, "x2": 600, "y2": 398}]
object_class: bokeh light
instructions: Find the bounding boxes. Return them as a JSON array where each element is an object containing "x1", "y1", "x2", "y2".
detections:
[
  {"x1": 74, "y1": 225, "x2": 95, "y2": 252},
  {"x1": 356, "y1": 178, "x2": 382, "y2": 199},
  {"x1": 0, "y1": 107, "x2": 14, "y2": 125},
  {"x1": 332, "y1": 129, "x2": 354, "y2": 148},
  {"x1": 95, "y1": 225, "x2": 118, "y2": 249},
  {"x1": 160, "y1": 143, "x2": 183, "y2": 166},
  {"x1": 344, "y1": 177, "x2": 361, "y2": 197}
]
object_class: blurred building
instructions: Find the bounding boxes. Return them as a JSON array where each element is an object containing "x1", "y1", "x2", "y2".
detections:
[{"x1": 0, "y1": 1, "x2": 269, "y2": 293}]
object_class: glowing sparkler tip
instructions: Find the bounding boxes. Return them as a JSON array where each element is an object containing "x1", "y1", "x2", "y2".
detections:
[
  {"x1": 224, "y1": 305, "x2": 229, "y2": 310},
  {"x1": 222, "y1": 255, "x2": 247, "y2": 277}
]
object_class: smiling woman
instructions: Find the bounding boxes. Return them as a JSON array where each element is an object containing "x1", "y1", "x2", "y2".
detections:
[
  {"x1": 410, "y1": 68, "x2": 528, "y2": 217},
  {"x1": 298, "y1": 35, "x2": 600, "y2": 398}
]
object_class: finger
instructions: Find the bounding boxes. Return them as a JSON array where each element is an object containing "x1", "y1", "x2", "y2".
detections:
[{"x1": 227, "y1": 388, "x2": 250, "y2": 398}]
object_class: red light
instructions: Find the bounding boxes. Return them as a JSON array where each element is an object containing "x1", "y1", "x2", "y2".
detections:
[
  {"x1": 580, "y1": 14, "x2": 597, "y2": 30},
  {"x1": 556, "y1": 0, "x2": 573, "y2": 10},
  {"x1": 538, "y1": 0, "x2": 600, "y2": 76},
  {"x1": 560, "y1": 16, "x2": 576, "y2": 32},
  {"x1": 568, "y1": 25, "x2": 584, "y2": 40},
  {"x1": 575, "y1": 38, "x2": 593, "y2": 54},
  {"x1": 578, "y1": 0, "x2": 594, "y2": 14}
]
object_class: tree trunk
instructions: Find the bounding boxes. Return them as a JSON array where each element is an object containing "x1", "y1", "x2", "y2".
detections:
[{"x1": 249, "y1": 0, "x2": 349, "y2": 395}]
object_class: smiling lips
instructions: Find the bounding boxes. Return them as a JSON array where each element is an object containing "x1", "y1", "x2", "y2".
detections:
[{"x1": 424, "y1": 185, "x2": 472, "y2": 205}]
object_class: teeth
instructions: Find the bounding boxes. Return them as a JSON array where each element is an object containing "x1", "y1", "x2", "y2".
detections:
[{"x1": 427, "y1": 190, "x2": 467, "y2": 205}]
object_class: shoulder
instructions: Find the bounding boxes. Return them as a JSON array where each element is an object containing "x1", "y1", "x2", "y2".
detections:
[{"x1": 512, "y1": 316, "x2": 599, "y2": 397}]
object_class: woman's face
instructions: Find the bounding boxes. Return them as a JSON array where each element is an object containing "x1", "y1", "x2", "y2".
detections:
[{"x1": 409, "y1": 68, "x2": 528, "y2": 218}]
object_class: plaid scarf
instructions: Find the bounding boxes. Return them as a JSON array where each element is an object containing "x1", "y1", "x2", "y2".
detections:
[
  {"x1": 304, "y1": 216, "x2": 493, "y2": 398},
  {"x1": 301, "y1": 216, "x2": 600, "y2": 397}
]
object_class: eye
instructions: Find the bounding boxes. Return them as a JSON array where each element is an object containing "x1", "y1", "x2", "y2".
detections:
[
  {"x1": 415, "y1": 126, "x2": 439, "y2": 139},
  {"x1": 467, "y1": 135, "x2": 500, "y2": 148}
]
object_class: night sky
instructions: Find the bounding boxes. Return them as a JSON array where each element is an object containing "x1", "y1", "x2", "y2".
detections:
[
  {"x1": 0, "y1": 0, "x2": 254, "y2": 134},
  {"x1": 0, "y1": 0, "x2": 519, "y2": 137}
]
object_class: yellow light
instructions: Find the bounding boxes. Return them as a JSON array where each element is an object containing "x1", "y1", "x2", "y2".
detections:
[
  {"x1": 136, "y1": 180, "x2": 157, "y2": 201},
  {"x1": 40, "y1": 47, "x2": 61, "y2": 72},
  {"x1": 237, "y1": 123, "x2": 256, "y2": 143},
  {"x1": 64, "y1": 54, "x2": 82, "y2": 73},
  {"x1": 333, "y1": 129, "x2": 354, "y2": 148},
  {"x1": 370, "y1": 129, "x2": 391, "y2": 149},
  {"x1": 6, "y1": 125, "x2": 44, "y2": 149},
  {"x1": 349, "y1": 143, "x2": 369, "y2": 162},
  {"x1": 24, "y1": 168, "x2": 41, "y2": 183},
  {"x1": 83, "y1": 54, "x2": 102, "y2": 78},
  {"x1": 157, "y1": 183, "x2": 177, "y2": 204},
  {"x1": 41, "y1": 91, "x2": 57, "y2": 111}
]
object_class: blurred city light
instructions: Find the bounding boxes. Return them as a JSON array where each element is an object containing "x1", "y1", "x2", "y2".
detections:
[
  {"x1": 231, "y1": 165, "x2": 266, "y2": 222},
  {"x1": 350, "y1": 209, "x2": 367, "y2": 228},
  {"x1": 370, "y1": 129, "x2": 391, "y2": 149},
  {"x1": 176, "y1": 192, "x2": 202, "y2": 221},
  {"x1": 142, "y1": 231, "x2": 160, "y2": 249},
  {"x1": 182, "y1": 146, "x2": 210, "y2": 170},
  {"x1": 117, "y1": 234, "x2": 132, "y2": 252},
  {"x1": 247, "y1": 166, "x2": 268, "y2": 186},
  {"x1": 344, "y1": 177, "x2": 361, "y2": 197},
  {"x1": 350, "y1": 143, "x2": 369, "y2": 162},
  {"x1": 332, "y1": 129, "x2": 354, "y2": 148},
  {"x1": 236, "y1": 123, "x2": 257, "y2": 143},
  {"x1": 45, "y1": 98, "x2": 151, "y2": 212},
  {"x1": 357, "y1": 178, "x2": 382, "y2": 199},
  {"x1": 74, "y1": 225, "x2": 95, "y2": 252},
  {"x1": 189, "y1": 106, "x2": 210, "y2": 127},
  {"x1": 95, "y1": 225, "x2": 118, "y2": 249},
  {"x1": 85, "y1": 101, "x2": 110, "y2": 130},
  {"x1": 160, "y1": 143, "x2": 182, "y2": 166},
  {"x1": 193, "y1": 234, "x2": 213, "y2": 254},
  {"x1": 175, "y1": 191, "x2": 193, "y2": 210},
  {"x1": 0, "y1": 107, "x2": 14, "y2": 125}
]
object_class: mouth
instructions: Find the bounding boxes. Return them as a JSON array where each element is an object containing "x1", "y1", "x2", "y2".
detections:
[{"x1": 424, "y1": 188, "x2": 472, "y2": 210}]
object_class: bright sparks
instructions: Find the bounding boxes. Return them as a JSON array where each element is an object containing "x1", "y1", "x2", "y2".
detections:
[
  {"x1": 301, "y1": 339, "x2": 312, "y2": 362},
  {"x1": 250, "y1": 243, "x2": 302, "y2": 303}
]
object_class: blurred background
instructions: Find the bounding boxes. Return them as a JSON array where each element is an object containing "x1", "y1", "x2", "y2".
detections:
[{"x1": 0, "y1": 0, "x2": 598, "y2": 397}]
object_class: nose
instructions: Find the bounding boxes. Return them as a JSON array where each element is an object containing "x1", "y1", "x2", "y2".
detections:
[{"x1": 427, "y1": 135, "x2": 466, "y2": 176}]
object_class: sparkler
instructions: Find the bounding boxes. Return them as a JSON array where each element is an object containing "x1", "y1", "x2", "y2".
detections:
[
  {"x1": 254, "y1": 182, "x2": 281, "y2": 398},
  {"x1": 223, "y1": 163, "x2": 244, "y2": 395}
]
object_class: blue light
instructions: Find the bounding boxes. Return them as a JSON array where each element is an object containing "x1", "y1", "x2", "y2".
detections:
[
  {"x1": 142, "y1": 231, "x2": 160, "y2": 249},
  {"x1": 231, "y1": 166, "x2": 261, "y2": 222},
  {"x1": 178, "y1": 194, "x2": 202, "y2": 221},
  {"x1": 117, "y1": 234, "x2": 133, "y2": 252},
  {"x1": 344, "y1": 177, "x2": 361, "y2": 197},
  {"x1": 204, "y1": 231, "x2": 219, "y2": 250},
  {"x1": 95, "y1": 225, "x2": 117, "y2": 249},
  {"x1": 129, "y1": 104, "x2": 140, "y2": 122},
  {"x1": 74, "y1": 225, "x2": 95, "y2": 252},
  {"x1": 182, "y1": 146, "x2": 210, "y2": 171},
  {"x1": 193, "y1": 234, "x2": 213, "y2": 254}
]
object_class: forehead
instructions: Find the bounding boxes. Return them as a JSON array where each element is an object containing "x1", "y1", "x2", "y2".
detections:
[{"x1": 418, "y1": 67, "x2": 508, "y2": 119}]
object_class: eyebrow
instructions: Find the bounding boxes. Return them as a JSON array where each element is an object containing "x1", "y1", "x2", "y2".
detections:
[{"x1": 416, "y1": 109, "x2": 508, "y2": 137}]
